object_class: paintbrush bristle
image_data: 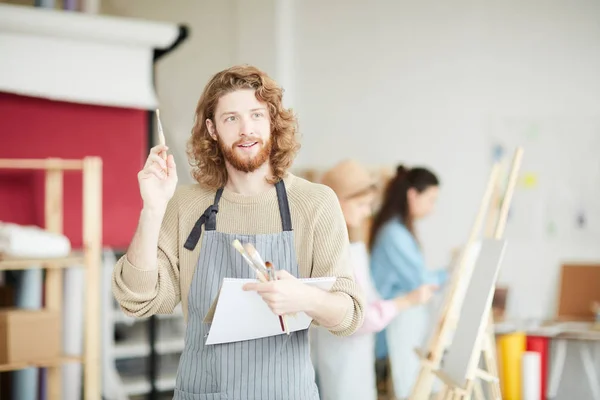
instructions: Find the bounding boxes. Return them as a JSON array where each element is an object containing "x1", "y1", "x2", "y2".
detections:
[
  {"x1": 155, "y1": 109, "x2": 167, "y2": 152},
  {"x1": 232, "y1": 239, "x2": 245, "y2": 253},
  {"x1": 243, "y1": 243, "x2": 257, "y2": 256}
]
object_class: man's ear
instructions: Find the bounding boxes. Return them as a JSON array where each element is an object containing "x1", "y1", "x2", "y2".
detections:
[{"x1": 205, "y1": 119, "x2": 217, "y2": 141}]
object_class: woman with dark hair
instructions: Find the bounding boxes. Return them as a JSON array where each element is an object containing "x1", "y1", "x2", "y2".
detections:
[{"x1": 369, "y1": 164, "x2": 448, "y2": 398}]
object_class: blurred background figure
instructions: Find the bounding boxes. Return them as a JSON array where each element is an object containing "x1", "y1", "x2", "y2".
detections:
[
  {"x1": 310, "y1": 160, "x2": 438, "y2": 400},
  {"x1": 369, "y1": 165, "x2": 447, "y2": 399}
]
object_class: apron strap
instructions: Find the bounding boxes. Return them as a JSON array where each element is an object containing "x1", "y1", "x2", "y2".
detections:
[
  {"x1": 183, "y1": 188, "x2": 223, "y2": 251},
  {"x1": 275, "y1": 180, "x2": 292, "y2": 232},
  {"x1": 205, "y1": 188, "x2": 223, "y2": 231},
  {"x1": 183, "y1": 180, "x2": 292, "y2": 251}
]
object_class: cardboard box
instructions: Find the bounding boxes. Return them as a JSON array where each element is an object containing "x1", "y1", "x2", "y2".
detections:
[
  {"x1": 0, "y1": 308, "x2": 61, "y2": 364},
  {"x1": 0, "y1": 285, "x2": 15, "y2": 307},
  {"x1": 557, "y1": 264, "x2": 600, "y2": 321}
]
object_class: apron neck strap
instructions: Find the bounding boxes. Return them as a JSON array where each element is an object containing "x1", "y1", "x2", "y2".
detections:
[
  {"x1": 205, "y1": 188, "x2": 223, "y2": 231},
  {"x1": 275, "y1": 179, "x2": 292, "y2": 232},
  {"x1": 183, "y1": 179, "x2": 292, "y2": 251},
  {"x1": 183, "y1": 187, "x2": 223, "y2": 251}
]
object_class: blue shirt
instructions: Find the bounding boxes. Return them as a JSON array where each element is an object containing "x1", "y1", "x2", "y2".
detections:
[{"x1": 369, "y1": 218, "x2": 448, "y2": 359}]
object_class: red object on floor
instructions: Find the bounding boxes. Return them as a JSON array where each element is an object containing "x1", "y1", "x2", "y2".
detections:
[
  {"x1": 0, "y1": 92, "x2": 148, "y2": 249},
  {"x1": 526, "y1": 335, "x2": 549, "y2": 400}
]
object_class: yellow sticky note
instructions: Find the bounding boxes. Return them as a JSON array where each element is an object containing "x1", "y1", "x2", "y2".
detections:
[{"x1": 521, "y1": 172, "x2": 538, "y2": 188}]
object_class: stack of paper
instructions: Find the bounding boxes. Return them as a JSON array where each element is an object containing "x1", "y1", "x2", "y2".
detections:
[{"x1": 204, "y1": 277, "x2": 336, "y2": 345}]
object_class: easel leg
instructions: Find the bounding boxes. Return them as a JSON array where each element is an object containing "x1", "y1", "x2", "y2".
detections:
[
  {"x1": 463, "y1": 381, "x2": 475, "y2": 400},
  {"x1": 482, "y1": 315, "x2": 502, "y2": 400},
  {"x1": 435, "y1": 386, "x2": 448, "y2": 400},
  {"x1": 473, "y1": 381, "x2": 485, "y2": 400},
  {"x1": 413, "y1": 366, "x2": 437, "y2": 400}
]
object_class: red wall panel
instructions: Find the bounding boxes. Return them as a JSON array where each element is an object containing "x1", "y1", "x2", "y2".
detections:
[{"x1": 0, "y1": 92, "x2": 147, "y2": 249}]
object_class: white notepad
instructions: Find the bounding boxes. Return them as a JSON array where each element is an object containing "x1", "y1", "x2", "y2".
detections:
[{"x1": 204, "y1": 277, "x2": 336, "y2": 345}]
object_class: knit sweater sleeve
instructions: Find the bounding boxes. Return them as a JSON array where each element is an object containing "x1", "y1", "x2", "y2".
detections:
[
  {"x1": 309, "y1": 186, "x2": 365, "y2": 337},
  {"x1": 111, "y1": 190, "x2": 182, "y2": 317}
]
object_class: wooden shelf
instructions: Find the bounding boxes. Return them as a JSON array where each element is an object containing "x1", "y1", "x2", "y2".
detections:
[
  {"x1": 0, "y1": 356, "x2": 81, "y2": 372},
  {"x1": 0, "y1": 156, "x2": 102, "y2": 399},
  {"x1": 0, "y1": 158, "x2": 84, "y2": 170},
  {"x1": 0, "y1": 255, "x2": 85, "y2": 271}
]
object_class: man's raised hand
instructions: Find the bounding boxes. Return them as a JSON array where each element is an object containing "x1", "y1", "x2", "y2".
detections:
[{"x1": 138, "y1": 144, "x2": 178, "y2": 213}]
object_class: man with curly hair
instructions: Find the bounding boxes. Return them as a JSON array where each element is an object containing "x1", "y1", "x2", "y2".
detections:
[{"x1": 112, "y1": 64, "x2": 365, "y2": 399}]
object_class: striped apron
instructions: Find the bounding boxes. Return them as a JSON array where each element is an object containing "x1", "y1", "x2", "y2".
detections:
[{"x1": 174, "y1": 180, "x2": 319, "y2": 400}]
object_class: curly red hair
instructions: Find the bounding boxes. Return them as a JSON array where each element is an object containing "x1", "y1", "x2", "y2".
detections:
[{"x1": 187, "y1": 65, "x2": 300, "y2": 190}]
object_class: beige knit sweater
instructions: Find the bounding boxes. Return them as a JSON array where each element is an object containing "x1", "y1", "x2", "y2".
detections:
[{"x1": 112, "y1": 173, "x2": 365, "y2": 337}]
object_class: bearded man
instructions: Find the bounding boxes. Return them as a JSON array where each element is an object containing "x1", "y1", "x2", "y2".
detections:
[{"x1": 112, "y1": 64, "x2": 364, "y2": 399}]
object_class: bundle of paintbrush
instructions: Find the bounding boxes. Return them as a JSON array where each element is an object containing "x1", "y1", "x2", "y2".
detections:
[
  {"x1": 232, "y1": 239, "x2": 268, "y2": 282},
  {"x1": 232, "y1": 240, "x2": 290, "y2": 334}
]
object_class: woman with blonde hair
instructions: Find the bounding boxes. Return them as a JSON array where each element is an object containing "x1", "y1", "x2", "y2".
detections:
[{"x1": 310, "y1": 160, "x2": 438, "y2": 400}]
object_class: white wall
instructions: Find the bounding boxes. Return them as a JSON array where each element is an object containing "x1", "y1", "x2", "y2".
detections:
[
  {"x1": 293, "y1": 0, "x2": 600, "y2": 320},
  {"x1": 293, "y1": 2, "x2": 600, "y2": 398},
  {"x1": 102, "y1": 1, "x2": 600, "y2": 397}
]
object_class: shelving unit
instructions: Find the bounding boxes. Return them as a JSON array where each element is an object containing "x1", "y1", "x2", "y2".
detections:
[
  {"x1": 0, "y1": 157, "x2": 102, "y2": 400},
  {"x1": 101, "y1": 247, "x2": 185, "y2": 399}
]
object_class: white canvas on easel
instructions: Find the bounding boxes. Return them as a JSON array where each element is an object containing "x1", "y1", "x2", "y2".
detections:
[
  {"x1": 410, "y1": 147, "x2": 522, "y2": 400},
  {"x1": 440, "y1": 238, "x2": 507, "y2": 388},
  {"x1": 422, "y1": 240, "x2": 483, "y2": 352}
]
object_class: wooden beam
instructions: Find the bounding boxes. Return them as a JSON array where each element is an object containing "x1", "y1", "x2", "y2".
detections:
[
  {"x1": 44, "y1": 162, "x2": 64, "y2": 400},
  {"x1": 0, "y1": 158, "x2": 84, "y2": 170},
  {"x1": 83, "y1": 157, "x2": 102, "y2": 400}
]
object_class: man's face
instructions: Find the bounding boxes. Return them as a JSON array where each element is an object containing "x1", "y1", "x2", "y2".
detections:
[{"x1": 206, "y1": 88, "x2": 272, "y2": 173}]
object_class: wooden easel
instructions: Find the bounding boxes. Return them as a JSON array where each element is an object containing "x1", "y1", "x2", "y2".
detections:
[{"x1": 409, "y1": 147, "x2": 524, "y2": 400}]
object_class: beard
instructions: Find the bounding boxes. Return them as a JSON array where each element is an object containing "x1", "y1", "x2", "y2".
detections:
[{"x1": 218, "y1": 136, "x2": 272, "y2": 173}]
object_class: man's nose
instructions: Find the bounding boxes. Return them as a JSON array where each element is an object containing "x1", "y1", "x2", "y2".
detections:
[{"x1": 239, "y1": 116, "x2": 255, "y2": 136}]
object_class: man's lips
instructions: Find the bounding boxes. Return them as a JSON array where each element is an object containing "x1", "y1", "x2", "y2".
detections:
[{"x1": 237, "y1": 142, "x2": 258, "y2": 148}]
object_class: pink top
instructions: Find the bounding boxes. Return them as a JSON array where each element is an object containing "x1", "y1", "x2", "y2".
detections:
[{"x1": 350, "y1": 242, "x2": 399, "y2": 335}]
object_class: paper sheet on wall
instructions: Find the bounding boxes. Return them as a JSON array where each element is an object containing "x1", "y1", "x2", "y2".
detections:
[
  {"x1": 205, "y1": 277, "x2": 336, "y2": 345},
  {"x1": 487, "y1": 116, "x2": 600, "y2": 243}
]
